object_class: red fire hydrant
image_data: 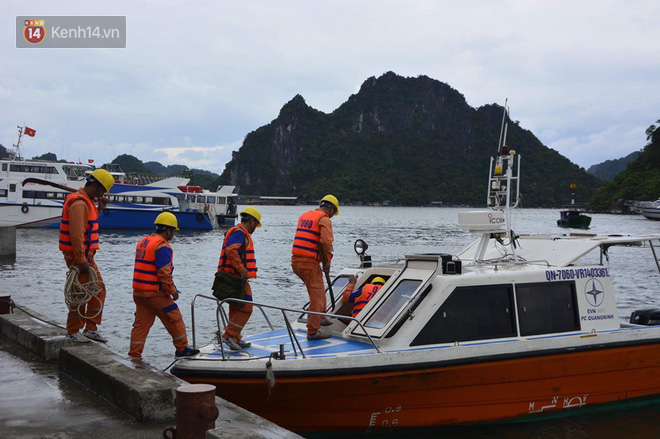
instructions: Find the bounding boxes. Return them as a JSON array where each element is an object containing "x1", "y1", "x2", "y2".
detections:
[{"x1": 163, "y1": 384, "x2": 219, "y2": 439}]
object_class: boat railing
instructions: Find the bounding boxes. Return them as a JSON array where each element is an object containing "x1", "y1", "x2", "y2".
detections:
[{"x1": 190, "y1": 294, "x2": 382, "y2": 360}]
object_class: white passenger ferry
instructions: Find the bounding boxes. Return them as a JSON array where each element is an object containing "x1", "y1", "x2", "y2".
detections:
[{"x1": 1, "y1": 128, "x2": 237, "y2": 230}]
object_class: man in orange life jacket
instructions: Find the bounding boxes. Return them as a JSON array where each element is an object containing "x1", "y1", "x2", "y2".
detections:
[
  {"x1": 291, "y1": 194, "x2": 339, "y2": 340},
  {"x1": 129, "y1": 212, "x2": 199, "y2": 362},
  {"x1": 217, "y1": 207, "x2": 261, "y2": 351},
  {"x1": 59, "y1": 169, "x2": 114, "y2": 343},
  {"x1": 342, "y1": 276, "x2": 386, "y2": 317}
]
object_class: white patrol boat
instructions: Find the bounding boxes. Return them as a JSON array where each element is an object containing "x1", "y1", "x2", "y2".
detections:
[{"x1": 171, "y1": 107, "x2": 660, "y2": 434}]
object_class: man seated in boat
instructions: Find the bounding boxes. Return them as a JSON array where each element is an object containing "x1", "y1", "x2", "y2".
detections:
[{"x1": 342, "y1": 275, "x2": 386, "y2": 317}]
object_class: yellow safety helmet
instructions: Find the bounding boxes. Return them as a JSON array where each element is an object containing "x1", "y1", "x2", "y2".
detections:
[
  {"x1": 89, "y1": 169, "x2": 114, "y2": 193},
  {"x1": 240, "y1": 206, "x2": 261, "y2": 227},
  {"x1": 154, "y1": 212, "x2": 180, "y2": 230},
  {"x1": 371, "y1": 276, "x2": 386, "y2": 285},
  {"x1": 320, "y1": 194, "x2": 339, "y2": 216}
]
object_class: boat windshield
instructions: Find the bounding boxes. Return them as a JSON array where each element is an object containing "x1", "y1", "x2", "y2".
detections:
[
  {"x1": 328, "y1": 275, "x2": 351, "y2": 295},
  {"x1": 62, "y1": 165, "x2": 88, "y2": 179},
  {"x1": 364, "y1": 279, "x2": 422, "y2": 329}
]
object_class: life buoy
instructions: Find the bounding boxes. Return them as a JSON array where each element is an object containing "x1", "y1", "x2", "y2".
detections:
[{"x1": 21, "y1": 205, "x2": 29, "y2": 213}]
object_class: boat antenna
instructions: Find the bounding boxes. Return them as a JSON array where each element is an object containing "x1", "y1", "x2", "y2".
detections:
[
  {"x1": 12, "y1": 125, "x2": 25, "y2": 160},
  {"x1": 497, "y1": 98, "x2": 508, "y2": 154}
]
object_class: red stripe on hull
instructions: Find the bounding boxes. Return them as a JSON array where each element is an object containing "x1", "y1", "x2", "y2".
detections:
[{"x1": 181, "y1": 343, "x2": 660, "y2": 433}]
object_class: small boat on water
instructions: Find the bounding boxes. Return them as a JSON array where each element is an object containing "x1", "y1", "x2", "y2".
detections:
[
  {"x1": 1, "y1": 129, "x2": 237, "y2": 230},
  {"x1": 557, "y1": 207, "x2": 592, "y2": 229},
  {"x1": 557, "y1": 183, "x2": 591, "y2": 229},
  {"x1": 635, "y1": 199, "x2": 660, "y2": 220},
  {"x1": 172, "y1": 108, "x2": 660, "y2": 434}
]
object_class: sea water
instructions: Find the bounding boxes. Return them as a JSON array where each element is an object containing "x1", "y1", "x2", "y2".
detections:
[{"x1": 2, "y1": 206, "x2": 659, "y2": 438}]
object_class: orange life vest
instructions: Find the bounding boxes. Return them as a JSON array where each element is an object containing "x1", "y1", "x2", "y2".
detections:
[
  {"x1": 132, "y1": 235, "x2": 171, "y2": 291},
  {"x1": 59, "y1": 192, "x2": 99, "y2": 255},
  {"x1": 352, "y1": 283, "x2": 382, "y2": 317},
  {"x1": 217, "y1": 225, "x2": 257, "y2": 278},
  {"x1": 291, "y1": 210, "x2": 327, "y2": 259}
]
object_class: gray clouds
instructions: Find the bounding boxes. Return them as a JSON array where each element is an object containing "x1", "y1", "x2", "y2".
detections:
[{"x1": 2, "y1": 0, "x2": 659, "y2": 172}]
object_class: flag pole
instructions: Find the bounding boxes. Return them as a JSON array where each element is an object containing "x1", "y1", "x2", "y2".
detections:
[{"x1": 13, "y1": 125, "x2": 24, "y2": 160}]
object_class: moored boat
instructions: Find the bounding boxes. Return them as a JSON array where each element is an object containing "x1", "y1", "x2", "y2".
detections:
[
  {"x1": 557, "y1": 183, "x2": 591, "y2": 229},
  {"x1": 1, "y1": 129, "x2": 237, "y2": 230},
  {"x1": 636, "y1": 199, "x2": 660, "y2": 220},
  {"x1": 171, "y1": 107, "x2": 660, "y2": 434},
  {"x1": 557, "y1": 208, "x2": 592, "y2": 228}
]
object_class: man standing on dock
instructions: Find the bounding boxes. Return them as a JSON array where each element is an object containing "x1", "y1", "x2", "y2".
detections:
[
  {"x1": 217, "y1": 207, "x2": 261, "y2": 350},
  {"x1": 59, "y1": 169, "x2": 114, "y2": 343},
  {"x1": 291, "y1": 195, "x2": 339, "y2": 340},
  {"x1": 129, "y1": 212, "x2": 199, "y2": 362}
]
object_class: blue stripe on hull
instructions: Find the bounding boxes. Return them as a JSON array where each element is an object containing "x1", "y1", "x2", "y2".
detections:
[{"x1": 98, "y1": 209, "x2": 214, "y2": 230}]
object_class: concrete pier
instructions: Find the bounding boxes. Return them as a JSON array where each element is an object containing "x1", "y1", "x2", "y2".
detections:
[
  {"x1": 0, "y1": 226, "x2": 16, "y2": 263},
  {"x1": 0, "y1": 306, "x2": 302, "y2": 438}
]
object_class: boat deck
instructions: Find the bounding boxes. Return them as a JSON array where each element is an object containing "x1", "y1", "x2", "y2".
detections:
[{"x1": 199, "y1": 328, "x2": 378, "y2": 360}]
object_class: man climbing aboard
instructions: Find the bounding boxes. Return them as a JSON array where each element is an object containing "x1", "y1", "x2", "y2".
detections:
[
  {"x1": 342, "y1": 276, "x2": 386, "y2": 317},
  {"x1": 217, "y1": 207, "x2": 261, "y2": 351},
  {"x1": 129, "y1": 212, "x2": 199, "y2": 363},
  {"x1": 291, "y1": 195, "x2": 339, "y2": 340}
]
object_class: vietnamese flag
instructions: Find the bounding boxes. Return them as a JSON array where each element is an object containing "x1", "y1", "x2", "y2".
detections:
[{"x1": 24, "y1": 127, "x2": 36, "y2": 137}]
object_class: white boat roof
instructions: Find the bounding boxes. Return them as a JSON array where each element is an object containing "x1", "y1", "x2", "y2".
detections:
[
  {"x1": 146, "y1": 177, "x2": 190, "y2": 188},
  {"x1": 215, "y1": 185, "x2": 237, "y2": 195},
  {"x1": 458, "y1": 233, "x2": 660, "y2": 267}
]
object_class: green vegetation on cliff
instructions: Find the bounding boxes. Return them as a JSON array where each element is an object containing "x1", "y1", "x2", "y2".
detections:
[
  {"x1": 217, "y1": 72, "x2": 601, "y2": 207},
  {"x1": 591, "y1": 121, "x2": 660, "y2": 211}
]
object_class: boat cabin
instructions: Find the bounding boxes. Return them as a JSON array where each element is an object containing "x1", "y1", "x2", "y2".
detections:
[{"x1": 315, "y1": 244, "x2": 620, "y2": 351}]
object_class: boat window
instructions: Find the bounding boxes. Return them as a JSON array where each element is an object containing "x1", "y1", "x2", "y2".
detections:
[
  {"x1": 364, "y1": 280, "x2": 422, "y2": 329},
  {"x1": 56, "y1": 192, "x2": 66, "y2": 199},
  {"x1": 145, "y1": 197, "x2": 153, "y2": 204},
  {"x1": 411, "y1": 284, "x2": 516, "y2": 346},
  {"x1": 135, "y1": 196, "x2": 144, "y2": 203},
  {"x1": 10, "y1": 184, "x2": 16, "y2": 192},
  {"x1": 46, "y1": 192, "x2": 55, "y2": 198},
  {"x1": 152, "y1": 197, "x2": 172, "y2": 206},
  {"x1": 7, "y1": 164, "x2": 58, "y2": 174},
  {"x1": 176, "y1": 194, "x2": 185, "y2": 200},
  {"x1": 207, "y1": 196, "x2": 216, "y2": 204},
  {"x1": 197, "y1": 196, "x2": 205, "y2": 203},
  {"x1": 217, "y1": 196, "x2": 226, "y2": 204},
  {"x1": 187, "y1": 195, "x2": 196, "y2": 202},
  {"x1": 516, "y1": 282, "x2": 580, "y2": 336},
  {"x1": 0, "y1": 188, "x2": 7, "y2": 197},
  {"x1": 299, "y1": 275, "x2": 353, "y2": 320}
]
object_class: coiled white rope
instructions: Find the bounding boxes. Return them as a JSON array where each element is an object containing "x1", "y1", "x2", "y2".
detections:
[{"x1": 64, "y1": 265, "x2": 103, "y2": 320}]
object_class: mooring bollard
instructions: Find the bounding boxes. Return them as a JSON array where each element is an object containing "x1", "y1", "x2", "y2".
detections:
[
  {"x1": 163, "y1": 383, "x2": 219, "y2": 439},
  {"x1": 0, "y1": 295, "x2": 13, "y2": 315}
]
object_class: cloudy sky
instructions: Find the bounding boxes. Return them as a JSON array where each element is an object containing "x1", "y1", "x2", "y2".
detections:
[{"x1": 2, "y1": 1, "x2": 659, "y2": 174}]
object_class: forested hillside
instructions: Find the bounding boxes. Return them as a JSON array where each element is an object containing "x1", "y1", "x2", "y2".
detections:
[
  {"x1": 587, "y1": 151, "x2": 641, "y2": 180},
  {"x1": 591, "y1": 120, "x2": 660, "y2": 211},
  {"x1": 217, "y1": 72, "x2": 601, "y2": 207}
]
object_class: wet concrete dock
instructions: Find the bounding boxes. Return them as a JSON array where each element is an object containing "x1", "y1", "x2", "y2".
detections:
[{"x1": 0, "y1": 306, "x2": 302, "y2": 438}]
